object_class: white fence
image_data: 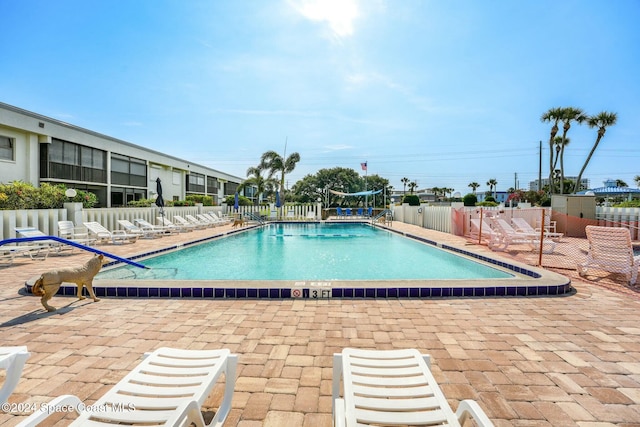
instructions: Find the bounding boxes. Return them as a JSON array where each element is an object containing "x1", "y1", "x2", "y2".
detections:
[
  {"x1": 0, "y1": 203, "x2": 322, "y2": 241},
  {"x1": 391, "y1": 204, "x2": 453, "y2": 233},
  {"x1": 2, "y1": 203, "x2": 639, "y2": 242}
]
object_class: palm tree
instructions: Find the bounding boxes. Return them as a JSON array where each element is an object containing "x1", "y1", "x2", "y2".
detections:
[
  {"x1": 486, "y1": 178, "x2": 498, "y2": 198},
  {"x1": 260, "y1": 150, "x2": 301, "y2": 203},
  {"x1": 468, "y1": 182, "x2": 480, "y2": 194},
  {"x1": 238, "y1": 165, "x2": 278, "y2": 205},
  {"x1": 550, "y1": 135, "x2": 570, "y2": 193},
  {"x1": 635, "y1": 175, "x2": 640, "y2": 187},
  {"x1": 401, "y1": 177, "x2": 410, "y2": 195},
  {"x1": 408, "y1": 181, "x2": 418, "y2": 194},
  {"x1": 573, "y1": 111, "x2": 618, "y2": 193},
  {"x1": 616, "y1": 179, "x2": 628, "y2": 188},
  {"x1": 541, "y1": 107, "x2": 564, "y2": 194},
  {"x1": 558, "y1": 107, "x2": 587, "y2": 194}
]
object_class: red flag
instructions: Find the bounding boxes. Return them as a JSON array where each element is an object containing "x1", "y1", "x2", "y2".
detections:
[{"x1": 360, "y1": 162, "x2": 367, "y2": 171}]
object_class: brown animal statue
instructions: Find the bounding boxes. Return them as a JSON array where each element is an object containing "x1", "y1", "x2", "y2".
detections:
[
  {"x1": 232, "y1": 218, "x2": 245, "y2": 228},
  {"x1": 32, "y1": 254, "x2": 105, "y2": 312}
]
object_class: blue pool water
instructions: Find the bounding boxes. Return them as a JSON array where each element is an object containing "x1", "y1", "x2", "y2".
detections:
[{"x1": 97, "y1": 223, "x2": 513, "y2": 281}]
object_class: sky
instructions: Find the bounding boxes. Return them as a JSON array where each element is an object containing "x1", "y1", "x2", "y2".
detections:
[{"x1": 1, "y1": 0, "x2": 639, "y2": 195}]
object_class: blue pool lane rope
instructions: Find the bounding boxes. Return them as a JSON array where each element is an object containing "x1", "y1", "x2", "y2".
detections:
[{"x1": 0, "y1": 236, "x2": 149, "y2": 269}]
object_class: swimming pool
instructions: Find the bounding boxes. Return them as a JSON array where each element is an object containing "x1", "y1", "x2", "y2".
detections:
[
  {"x1": 97, "y1": 223, "x2": 512, "y2": 281},
  {"x1": 27, "y1": 221, "x2": 572, "y2": 299}
]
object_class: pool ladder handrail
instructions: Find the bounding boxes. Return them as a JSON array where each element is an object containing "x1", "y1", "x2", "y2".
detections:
[
  {"x1": 371, "y1": 209, "x2": 393, "y2": 225},
  {"x1": 243, "y1": 211, "x2": 266, "y2": 225}
]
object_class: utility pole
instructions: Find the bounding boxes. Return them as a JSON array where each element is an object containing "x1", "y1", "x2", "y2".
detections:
[{"x1": 538, "y1": 140, "x2": 542, "y2": 191}]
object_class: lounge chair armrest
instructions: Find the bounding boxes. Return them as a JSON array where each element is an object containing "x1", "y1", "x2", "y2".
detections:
[
  {"x1": 15, "y1": 395, "x2": 83, "y2": 427},
  {"x1": 333, "y1": 398, "x2": 346, "y2": 427},
  {"x1": 456, "y1": 399, "x2": 494, "y2": 427}
]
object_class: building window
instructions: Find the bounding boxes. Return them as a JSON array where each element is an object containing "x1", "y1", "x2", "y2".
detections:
[
  {"x1": 207, "y1": 176, "x2": 218, "y2": 195},
  {"x1": 111, "y1": 153, "x2": 147, "y2": 187},
  {"x1": 42, "y1": 139, "x2": 106, "y2": 182},
  {"x1": 225, "y1": 182, "x2": 238, "y2": 195},
  {"x1": 0, "y1": 136, "x2": 14, "y2": 161},
  {"x1": 187, "y1": 172, "x2": 205, "y2": 193}
]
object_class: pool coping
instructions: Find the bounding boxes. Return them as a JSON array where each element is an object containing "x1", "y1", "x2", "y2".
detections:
[{"x1": 24, "y1": 221, "x2": 573, "y2": 299}]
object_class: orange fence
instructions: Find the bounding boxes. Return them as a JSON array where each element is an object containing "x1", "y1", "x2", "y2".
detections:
[{"x1": 459, "y1": 207, "x2": 640, "y2": 276}]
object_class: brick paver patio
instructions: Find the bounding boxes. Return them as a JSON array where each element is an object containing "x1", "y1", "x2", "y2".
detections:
[{"x1": 1, "y1": 222, "x2": 639, "y2": 426}]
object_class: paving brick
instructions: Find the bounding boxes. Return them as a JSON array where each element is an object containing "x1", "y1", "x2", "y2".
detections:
[
  {"x1": 3, "y1": 223, "x2": 640, "y2": 426},
  {"x1": 242, "y1": 393, "x2": 272, "y2": 420}
]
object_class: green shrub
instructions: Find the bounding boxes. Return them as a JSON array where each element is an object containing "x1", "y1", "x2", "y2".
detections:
[
  {"x1": 462, "y1": 193, "x2": 477, "y2": 206},
  {"x1": 402, "y1": 194, "x2": 420, "y2": 206},
  {"x1": 485, "y1": 195, "x2": 496, "y2": 203},
  {"x1": 476, "y1": 201, "x2": 499, "y2": 207},
  {"x1": 127, "y1": 199, "x2": 154, "y2": 208},
  {"x1": 172, "y1": 200, "x2": 196, "y2": 207},
  {"x1": 186, "y1": 194, "x2": 214, "y2": 206},
  {"x1": 224, "y1": 194, "x2": 252, "y2": 206},
  {"x1": 613, "y1": 199, "x2": 640, "y2": 208},
  {"x1": 0, "y1": 181, "x2": 98, "y2": 209}
]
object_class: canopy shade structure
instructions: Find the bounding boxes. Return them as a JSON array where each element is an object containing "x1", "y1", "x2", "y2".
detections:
[
  {"x1": 577, "y1": 186, "x2": 640, "y2": 200},
  {"x1": 329, "y1": 189, "x2": 382, "y2": 197}
]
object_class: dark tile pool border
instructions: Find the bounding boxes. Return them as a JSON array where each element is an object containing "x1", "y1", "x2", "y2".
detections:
[{"x1": 23, "y1": 221, "x2": 573, "y2": 299}]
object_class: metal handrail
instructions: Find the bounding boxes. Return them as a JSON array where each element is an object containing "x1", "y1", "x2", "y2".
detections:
[
  {"x1": 0, "y1": 236, "x2": 148, "y2": 269},
  {"x1": 243, "y1": 212, "x2": 265, "y2": 225}
]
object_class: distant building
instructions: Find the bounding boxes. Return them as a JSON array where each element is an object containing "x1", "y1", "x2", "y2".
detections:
[
  {"x1": 476, "y1": 191, "x2": 509, "y2": 204},
  {"x1": 0, "y1": 102, "x2": 244, "y2": 207},
  {"x1": 528, "y1": 177, "x2": 589, "y2": 192},
  {"x1": 389, "y1": 189, "x2": 436, "y2": 203}
]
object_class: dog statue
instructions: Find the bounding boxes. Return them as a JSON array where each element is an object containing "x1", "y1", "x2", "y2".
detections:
[
  {"x1": 232, "y1": 218, "x2": 245, "y2": 228},
  {"x1": 32, "y1": 254, "x2": 105, "y2": 312}
]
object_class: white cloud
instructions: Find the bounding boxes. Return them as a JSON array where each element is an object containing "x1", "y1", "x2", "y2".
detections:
[
  {"x1": 289, "y1": 0, "x2": 359, "y2": 39},
  {"x1": 322, "y1": 144, "x2": 352, "y2": 152}
]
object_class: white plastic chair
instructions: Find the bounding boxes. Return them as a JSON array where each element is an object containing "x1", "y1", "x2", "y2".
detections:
[
  {"x1": 578, "y1": 225, "x2": 640, "y2": 285},
  {"x1": 0, "y1": 346, "x2": 31, "y2": 404},
  {"x1": 332, "y1": 348, "x2": 494, "y2": 427},
  {"x1": 16, "y1": 347, "x2": 237, "y2": 427}
]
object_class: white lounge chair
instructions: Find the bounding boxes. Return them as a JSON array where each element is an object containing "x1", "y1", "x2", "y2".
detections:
[
  {"x1": 15, "y1": 227, "x2": 67, "y2": 254},
  {"x1": 206, "y1": 212, "x2": 231, "y2": 224},
  {"x1": 469, "y1": 218, "x2": 500, "y2": 245},
  {"x1": 578, "y1": 225, "x2": 640, "y2": 285},
  {"x1": 0, "y1": 346, "x2": 31, "y2": 404},
  {"x1": 185, "y1": 214, "x2": 214, "y2": 228},
  {"x1": 16, "y1": 347, "x2": 237, "y2": 427},
  {"x1": 197, "y1": 214, "x2": 225, "y2": 227},
  {"x1": 511, "y1": 217, "x2": 563, "y2": 241},
  {"x1": 117, "y1": 219, "x2": 164, "y2": 239},
  {"x1": 57, "y1": 221, "x2": 96, "y2": 246},
  {"x1": 135, "y1": 218, "x2": 177, "y2": 235},
  {"x1": 157, "y1": 216, "x2": 194, "y2": 232},
  {"x1": 332, "y1": 348, "x2": 494, "y2": 427},
  {"x1": 84, "y1": 221, "x2": 139, "y2": 244},
  {"x1": 173, "y1": 215, "x2": 208, "y2": 230},
  {"x1": 490, "y1": 218, "x2": 556, "y2": 253}
]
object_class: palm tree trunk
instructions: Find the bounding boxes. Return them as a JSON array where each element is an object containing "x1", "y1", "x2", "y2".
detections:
[{"x1": 573, "y1": 134, "x2": 603, "y2": 193}]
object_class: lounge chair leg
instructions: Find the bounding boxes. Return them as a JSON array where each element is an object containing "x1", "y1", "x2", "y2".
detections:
[{"x1": 209, "y1": 354, "x2": 238, "y2": 427}]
